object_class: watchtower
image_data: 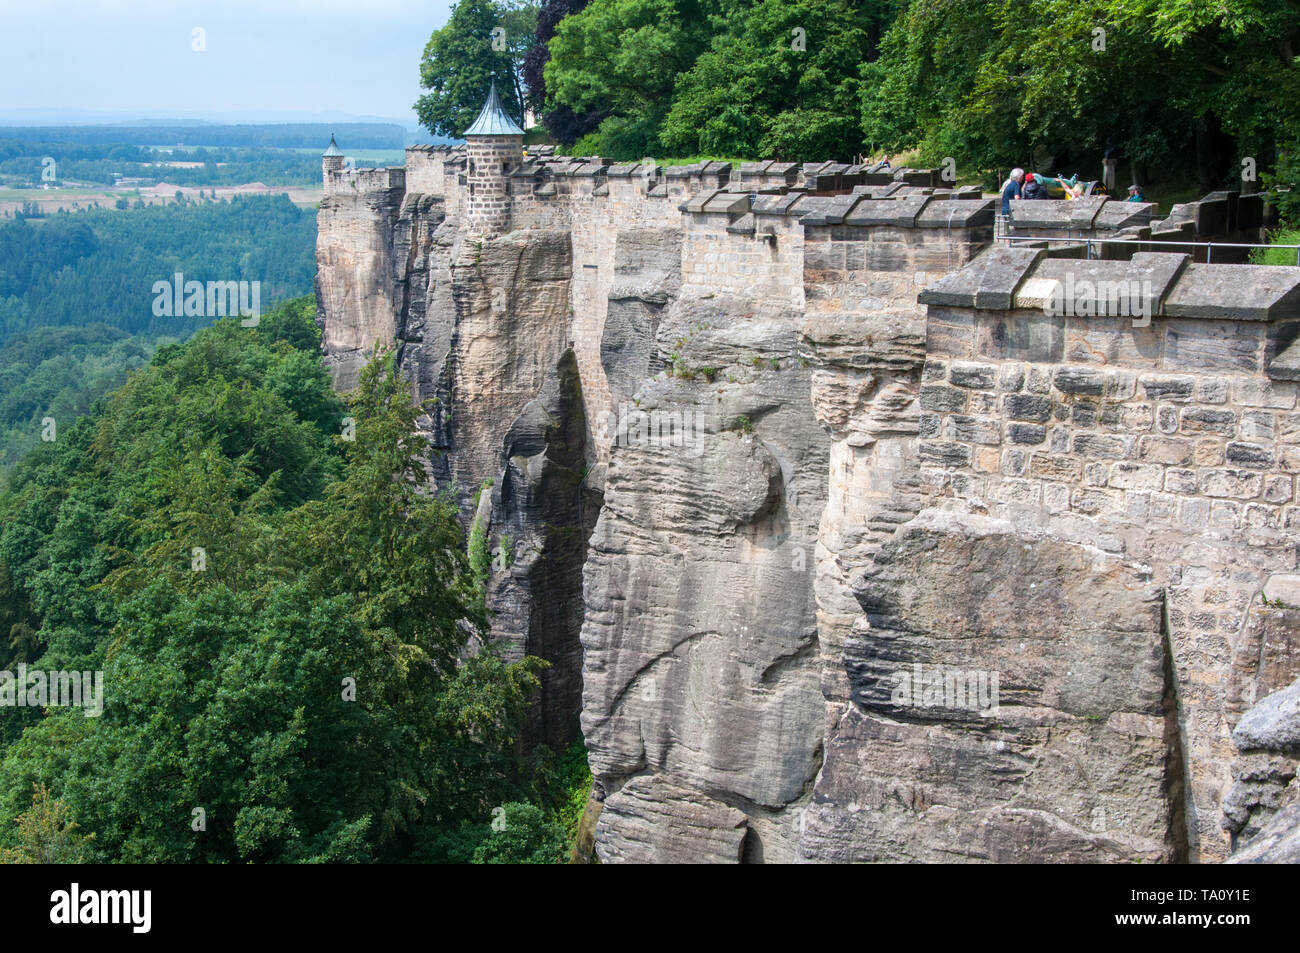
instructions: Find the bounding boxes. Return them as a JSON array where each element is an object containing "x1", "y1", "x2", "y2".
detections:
[
  {"x1": 322, "y1": 134, "x2": 345, "y2": 187},
  {"x1": 463, "y1": 81, "x2": 524, "y2": 236}
]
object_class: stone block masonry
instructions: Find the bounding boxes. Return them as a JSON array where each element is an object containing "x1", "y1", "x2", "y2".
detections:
[
  {"x1": 464, "y1": 134, "x2": 523, "y2": 236},
  {"x1": 915, "y1": 252, "x2": 1300, "y2": 860}
]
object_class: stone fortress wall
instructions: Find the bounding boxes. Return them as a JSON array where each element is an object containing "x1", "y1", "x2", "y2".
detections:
[
  {"x1": 321, "y1": 144, "x2": 991, "y2": 460},
  {"x1": 870, "y1": 248, "x2": 1300, "y2": 860},
  {"x1": 316, "y1": 137, "x2": 1300, "y2": 862},
  {"x1": 320, "y1": 141, "x2": 1270, "y2": 431}
]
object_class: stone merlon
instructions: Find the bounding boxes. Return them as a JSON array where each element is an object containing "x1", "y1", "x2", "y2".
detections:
[{"x1": 922, "y1": 248, "x2": 1300, "y2": 322}]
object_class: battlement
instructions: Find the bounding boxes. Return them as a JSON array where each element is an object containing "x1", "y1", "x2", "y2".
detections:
[
  {"x1": 1008, "y1": 189, "x2": 1275, "y2": 262},
  {"x1": 915, "y1": 245, "x2": 1300, "y2": 533},
  {"x1": 367, "y1": 141, "x2": 995, "y2": 231},
  {"x1": 323, "y1": 165, "x2": 406, "y2": 196},
  {"x1": 324, "y1": 137, "x2": 1278, "y2": 277},
  {"x1": 319, "y1": 140, "x2": 1292, "y2": 407},
  {"x1": 922, "y1": 247, "x2": 1300, "y2": 327}
]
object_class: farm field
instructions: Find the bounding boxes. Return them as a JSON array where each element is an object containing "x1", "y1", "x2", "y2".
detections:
[{"x1": 0, "y1": 181, "x2": 323, "y2": 216}]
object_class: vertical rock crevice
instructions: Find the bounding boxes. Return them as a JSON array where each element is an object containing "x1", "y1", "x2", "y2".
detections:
[{"x1": 1161, "y1": 592, "x2": 1192, "y2": 863}]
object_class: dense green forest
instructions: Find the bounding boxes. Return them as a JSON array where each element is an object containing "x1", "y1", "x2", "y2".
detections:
[
  {"x1": 420, "y1": 0, "x2": 1300, "y2": 208},
  {"x1": 0, "y1": 299, "x2": 586, "y2": 863},
  {"x1": 0, "y1": 196, "x2": 317, "y2": 473},
  {"x1": 0, "y1": 141, "x2": 323, "y2": 189},
  {"x1": 0, "y1": 325, "x2": 158, "y2": 473},
  {"x1": 0, "y1": 195, "x2": 316, "y2": 341}
]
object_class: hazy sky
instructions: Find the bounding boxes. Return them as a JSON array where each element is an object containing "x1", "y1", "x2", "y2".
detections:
[{"x1": 0, "y1": 0, "x2": 457, "y2": 125}]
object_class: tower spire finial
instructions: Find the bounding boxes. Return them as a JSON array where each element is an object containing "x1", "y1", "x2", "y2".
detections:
[{"x1": 464, "y1": 79, "x2": 524, "y2": 137}]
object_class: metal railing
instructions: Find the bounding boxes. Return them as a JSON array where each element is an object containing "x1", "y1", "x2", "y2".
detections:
[{"x1": 996, "y1": 230, "x2": 1300, "y2": 265}]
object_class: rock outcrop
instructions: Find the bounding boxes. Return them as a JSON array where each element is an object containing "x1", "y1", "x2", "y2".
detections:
[
  {"x1": 1224, "y1": 676, "x2": 1300, "y2": 862},
  {"x1": 803, "y1": 515, "x2": 1177, "y2": 863},
  {"x1": 582, "y1": 294, "x2": 828, "y2": 863},
  {"x1": 314, "y1": 169, "x2": 411, "y2": 390}
]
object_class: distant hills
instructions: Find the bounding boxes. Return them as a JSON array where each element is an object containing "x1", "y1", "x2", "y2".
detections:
[
  {"x1": 0, "y1": 123, "x2": 418, "y2": 150},
  {"x1": 0, "y1": 108, "x2": 419, "y2": 126}
]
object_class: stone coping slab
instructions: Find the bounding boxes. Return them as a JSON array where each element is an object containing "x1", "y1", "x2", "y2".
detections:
[
  {"x1": 915, "y1": 196, "x2": 996, "y2": 228},
  {"x1": 919, "y1": 245, "x2": 1044, "y2": 309},
  {"x1": 1163, "y1": 263, "x2": 1300, "y2": 320},
  {"x1": 841, "y1": 194, "x2": 930, "y2": 227},
  {"x1": 924, "y1": 247, "x2": 1300, "y2": 322}
]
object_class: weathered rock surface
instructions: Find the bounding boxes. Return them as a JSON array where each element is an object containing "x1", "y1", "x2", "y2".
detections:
[
  {"x1": 317, "y1": 148, "x2": 1300, "y2": 862},
  {"x1": 582, "y1": 293, "x2": 828, "y2": 862},
  {"x1": 315, "y1": 179, "x2": 414, "y2": 390},
  {"x1": 1227, "y1": 799, "x2": 1300, "y2": 863},
  {"x1": 801, "y1": 514, "x2": 1178, "y2": 863},
  {"x1": 1233, "y1": 677, "x2": 1300, "y2": 752},
  {"x1": 1224, "y1": 675, "x2": 1300, "y2": 859},
  {"x1": 592, "y1": 775, "x2": 749, "y2": 863},
  {"x1": 485, "y1": 349, "x2": 592, "y2": 747},
  {"x1": 424, "y1": 229, "x2": 574, "y2": 502}
]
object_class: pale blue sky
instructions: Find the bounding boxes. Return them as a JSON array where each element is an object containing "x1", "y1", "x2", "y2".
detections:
[{"x1": 0, "y1": 0, "x2": 457, "y2": 125}]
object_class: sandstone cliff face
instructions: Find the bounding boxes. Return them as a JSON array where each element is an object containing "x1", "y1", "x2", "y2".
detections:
[
  {"x1": 319, "y1": 175, "x2": 591, "y2": 750},
  {"x1": 581, "y1": 231, "x2": 1300, "y2": 862},
  {"x1": 424, "y1": 229, "x2": 574, "y2": 494},
  {"x1": 485, "y1": 347, "x2": 590, "y2": 746},
  {"x1": 420, "y1": 226, "x2": 588, "y2": 750},
  {"x1": 584, "y1": 295, "x2": 829, "y2": 863},
  {"x1": 581, "y1": 197, "x2": 1019, "y2": 862},
  {"x1": 315, "y1": 177, "x2": 410, "y2": 391},
  {"x1": 317, "y1": 152, "x2": 1300, "y2": 862}
]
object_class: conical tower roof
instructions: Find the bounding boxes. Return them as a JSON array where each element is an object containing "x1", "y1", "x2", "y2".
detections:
[
  {"x1": 322, "y1": 135, "x2": 344, "y2": 157},
  {"x1": 463, "y1": 81, "x2": 524, "y2": 137}
]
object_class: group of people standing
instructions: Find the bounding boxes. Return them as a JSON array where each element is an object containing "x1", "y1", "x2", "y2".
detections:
[{"x1": 1000, "y1": 167, "x2": 1144, "y2": 218}]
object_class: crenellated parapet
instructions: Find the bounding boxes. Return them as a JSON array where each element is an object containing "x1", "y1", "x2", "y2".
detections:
[
  {"x1": 1008, "y1": 189, "x2": 1276, "y2": 261},
  {"x1": 322, "y1": 164, "x2": 406, "y2": 197}
]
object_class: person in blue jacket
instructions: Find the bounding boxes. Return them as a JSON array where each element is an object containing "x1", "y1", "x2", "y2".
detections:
[{"x1": 1001, "y1": 168, "x2": 1024, "y2": 217}]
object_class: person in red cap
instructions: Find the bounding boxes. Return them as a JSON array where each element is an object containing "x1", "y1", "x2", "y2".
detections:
[{"x1": 1021, "y1": 172, "x2": 1048, "y2": 200}]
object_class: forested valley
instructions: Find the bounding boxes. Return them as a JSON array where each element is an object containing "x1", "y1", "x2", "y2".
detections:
[
  {"x1": 0, "y1": 196, "x2": 317, "y2": 470},
  {"x1": 0, "y1": 299, "x2": 588, "y2": 863}
]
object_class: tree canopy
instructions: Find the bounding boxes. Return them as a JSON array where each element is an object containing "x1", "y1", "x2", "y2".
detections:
[
  {"x1": 416, "y1": 0, "x2": 539, "y2": 137},
  {"x1": 517, "y1": 0, "x2": 1300, "y2": 205},
  {"x1": 0, "y1": 298, "x2": 580, "y2": 862},
  {"x1": 0, "y1": 195, "x2": 316, "y2": 342}
]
